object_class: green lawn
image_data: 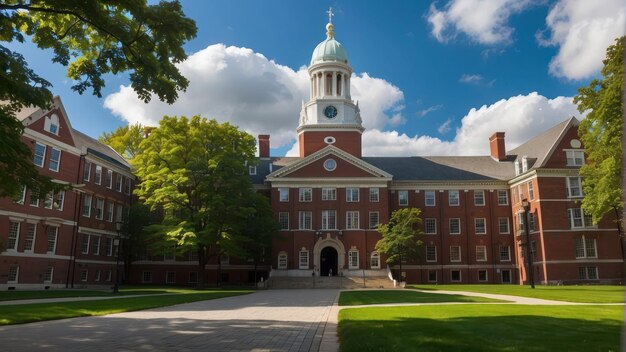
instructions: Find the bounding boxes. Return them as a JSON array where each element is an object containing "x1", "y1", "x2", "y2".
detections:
[
  {"x1": 410, "y1": 284, "x2": 625, "y2": 303},
  {"x1": 0, "y1": 289, "x2": 251, "y2": 325},
  {"x1": 339, "y1": 290, "x2": 505, "y2": 306},
  {"x1": 339, "y1": 304, "x2": 623, "y2": 352}
]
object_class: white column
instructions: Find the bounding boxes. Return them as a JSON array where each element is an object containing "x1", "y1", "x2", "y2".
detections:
[
  {"x1": 321, "y1": 72, "x2": 326, "y2": 97},
  {"x1": 346, "y1": 76, "x2": 351, "y2": 98},
  {"x1": 332, "y1": 72, "x2": 337, "y2": 96}
]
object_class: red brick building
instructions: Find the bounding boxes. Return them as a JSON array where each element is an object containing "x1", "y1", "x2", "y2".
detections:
[{"x1": 0, "y1": 97, "x2": 133, "y2": 289}]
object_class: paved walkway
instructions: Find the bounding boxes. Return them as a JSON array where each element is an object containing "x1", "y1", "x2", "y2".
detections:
[{"x1": 0, "y1": 289, "x2": 339, "y2": 352}]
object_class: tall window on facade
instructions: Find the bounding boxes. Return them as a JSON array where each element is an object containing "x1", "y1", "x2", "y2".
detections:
[
  {"x1": 565, "y1": 150, "x2": 585, "y2": 166},
  {"x1": 279, "y1": 212, "x2": 289, "y2": 230},
  {"x1": 33, "y1": 143, "x2": 46, "y2": 167},
  {"x1": 95, "y1": 198, "x2": 104, "y2": 219},
  {"x1": 54, "y1": 191, "x2": 65, "y2": 211},
  {"x1": 115, "y1": 174, "x2": 123, "y2": 192},
  {"x1": 14, "y1": 186, "x2": 26, "y2": 204},
  {"x1": 7, "y1": 221, "x2": 20, "y2": 250},
  {"x1": 8, "y1": 266, "x2": 19, "y2": 283},
  {"x1": 277, "y1": 252, "x2": 288, "y2": 269},
  {"x1": 474, "y1": 218, "x2": 486, "y2": 234},
  {"x1": 279, "y1": 188, "x2": 289, "y2": 202},
  {"x1": 426, "y1": 246, "x2": 437, "y2": 262},
  {"x1": 321, "y1": 188, "x2": 336, "y2": 200},
  {"x1": 428, "y1": 270, "x2": 437, "y2": 282},
  {"x1": 82, "y1": 234, "x2": 91, "y2": 254},
  {"x1": 299, "y1": 250, "x2": 309, "y2": 269},
  {"x1": 49, "y1": 148, "x2": 61, "y2": 172},
  {"x1": 474, "y1": 190, "x2": 485, "y2": 206},
  {"x1": 166, "y1": 271, "x2": 176, "y2": 284},
  {"x1": 336, "y1": 74, "x2": 342, "y2": 96},
  {"x1": 92, "y1": 236, "x2": 101, "y2": 255},
  {"x1": 47, "y1": 226, "x2": 58, "y2": 253},
  {"x1": 579, "y1": 266, "x2": 598, "y2": 280},
  {"x1": 450, "y1": 246, "x2": 461, "y2": 262},
  {"x1": 425, "y1": 218, "x2": 437, "y2": 234},
  {"x1": 95, "y1": 165, "x2": 102, "y2": 184},
  {"x1": 325, "y1": 74, "x2": 332, "y2": 95},
  {"x1": 527, "y1": 181, "x2": 535, "y2": 200},
  {"x1": 370, "y1": 252, "x2": 381, "y2": 269},
  {"x1": 369, "y1": 188, "x2": 379, "y2": 202},
  {"x1": 116, "y1": 204, "x2": 123, "y2": 223},
  {"x1": 83, "y1": 162, "x2": 91, "y2": 182},
  {"x1": 566, "y1": 177, "x2": 583, "y2": 197},
  {"x1": 346, "y1": 211, "x2": 359, "y2": 229},
  {"x1": 321, "y1": 210, "x2": 337, "y2": 230},
  {"x1": 299, "y1": 188, "x2": 312, "y2": 202},
  {"x1": 44, "y1": 266, "x2": 54, "y2": 283},
  {"x1": 124, "y1": 177, "x2": 132, "y2": 195},
  {"x1": 29, "y1": 189, "x2": 40, "y2": 207},
  {"x1": 521, "y1": 156, "x2": 529, "y2": 173},
  {"x1": 568, "y1": 208, "x2": 593, "y2": 228},
  {"x1": 478, "y1": 270, "x2": 488, "y2": 282},
  {"x1": 299, "y1": 211, "x2": 312, "y2": 230},
  {"x1": 369, "y1": 212, "x2": 379, "y2": 229},
  {"x1": 45, "y1": 114, "x2": 59, "y2": 135},
  {"x1": 476, "y1": 245, "x2": 487, "y2": 261},
  {"x1": 448, "y1": 190, "x2": 460, "y2": 206},
  {"x1": 348, "y1": 250, "x2": 359, "y2": 269},
  {"x1": 398, "y1": 190, "x2": 408, "y2": 206},
  {"x1": 142, "y1": 271, "x2": 152, "y2": 283},
  {"x1": 575, "y1": 236, "x2": 597, "y2": 258},
  {"x1": 44, "y1": 192, "x2": 54, "y2": 209},
  {"x1": 346, "y1": 188, "x2": 359, "y2": 202},
  {"x1": 498, "y1": 217, "x2": 510, "y2": 234},
  {"x1": 424, "y1": 190, "x2": 436, "y2": 206},
  {"x1": 499, "y1": 245, "x2": 511, "y2": 261},
  {"x1": 449, "y1": 218, "x2": 461, "y2": 235},
  {"x1": 106, "y1": 170, "x2": 113, "y2": 188},
  {"x1": 497, "y1": 190, "x2": 509, "y2": 205},
  {"x1": 24, "y1": 223, "x2": 36, "y2": 251},
  {"x1": 106, "y1": 237, "x2": 113, "y2": 256},
  {"x1": 106, "y1": 203, "x2": 114, "y2": 222}
]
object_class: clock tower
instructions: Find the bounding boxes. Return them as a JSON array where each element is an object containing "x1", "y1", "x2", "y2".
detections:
[{"x1": 297, "y1": 10, "x2": 364, "y2": 158}]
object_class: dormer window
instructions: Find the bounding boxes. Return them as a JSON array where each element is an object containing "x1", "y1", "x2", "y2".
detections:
[
  {"x1": 45, "y1": 114, "x2": 59, "y2": 135},
  {"x1": 522, "y1": 156, "x2": 528, "y2": 173}
]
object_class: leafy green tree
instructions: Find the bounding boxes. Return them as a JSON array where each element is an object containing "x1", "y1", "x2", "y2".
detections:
[
  {"x1": 375, "y1": 208, "x2": 423, "y2": 283},
  {"x1": 0, "y1": 1, "x2": 196, "y2": 198},
  {"x1": 133, "y1": 116, "x2": 258, "y2": 288},
  {"x1": 120, "y1": 203, "x2": 156, "y2": 281},
  {"x1": 99, "y1": 123, "x2": 147, "y2": 162}
]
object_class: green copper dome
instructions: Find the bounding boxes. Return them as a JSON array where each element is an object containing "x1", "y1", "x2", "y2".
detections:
[{"x1": 310, "y1": 23, "x2": 349, "y2": 65}]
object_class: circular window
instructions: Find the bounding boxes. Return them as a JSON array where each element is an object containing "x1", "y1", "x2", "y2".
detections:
[
  {"x1": 570, "y1": 139, "x2": 582, "y2": 148},
  {"x1": 323, "y1": 159, "x2": 337, "y2": 171},
  {"x1": 324, "y1": 136, "x2": 336, "y2": 144}
]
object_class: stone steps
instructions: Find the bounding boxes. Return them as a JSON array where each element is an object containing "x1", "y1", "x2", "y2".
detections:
[{"x1": 268, "y1": 275, "x2": 396, "y2": 289}]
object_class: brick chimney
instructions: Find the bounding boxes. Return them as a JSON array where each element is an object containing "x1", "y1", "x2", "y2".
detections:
[
  {"x1": 258, "y1": 134, "x2": 270, "y2": 158},
  {"x1": 489, "y1": 132, "x2": 506, "y2": 161}
]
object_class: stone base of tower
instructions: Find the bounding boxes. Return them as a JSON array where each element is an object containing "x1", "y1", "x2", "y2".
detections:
[{"x1": 299, "y1": 130, "x2": 362, "y2": 157}]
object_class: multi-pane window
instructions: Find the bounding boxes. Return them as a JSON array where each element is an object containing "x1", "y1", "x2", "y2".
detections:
[
  {"x1": 448, "y1": 190, "x2": 460, "y2": 206},
  {"x1": 398, "y1": 190, "x2": 408, "y2": 206},
  {"x1": 106, "y1": 237, "x2": 113, "y2": 256},
  {"x1": 499, "y1": 217, "x2": 510, "y2": 234},
  {"x1": 106, "y1": 170, "x2": 113, "y2": 188},
  {"x1": 47, "y1": 226, "x2": 58, "y2": 253},
  {"x1": 116, "y1": 204, "x2": 123, "y2": 222},
  {"x1": 346, "y1": 188, "x2": 359, "y2": 202},
  {"x1": 279, "y1": 188, "x2": 289, "y2": 202},
  {"x1": 299, "y1": 250, "x2": 309, "y2": 269},
  {"x1": 425, "y1": 190, "x2": 436, "y2": 206},
  {"x1": 142, "y1": 271, "x2": 152, "y2": 283},
  {"x1": 279, "y1": 212, "x2": 289, "y2": 230},
  {"x1": 321, "y1": 188, "x2": 336, "y2": 201},
  {"x1": 321, "y1": 210, "x2": 337, "y2": 230},
  {"x1": 425, "y1": 218, "x2": 437, "y2": 234},
  {"x1": 426, "y1": 246, "x2": 437, "y2": 262},
  {"x1": 54, "y1": 191, "x2": 65, "y2": 210},
  {"x1": 369, "y1": 188, "x2": 379, "y2": 202},
  {"x1": 476, "y1": 245, "x2": 487, "y2": 261},
  {"x1": 94, "y1": 270, "x2": 101, "y2": 282},
  {"x1": 106, "y1": 203, "x2": 114, "y2": 222},
  {"x1": 106, "y1": 270, "x2": 112, "y2": 282},
  {"x1": 567, "y1": 177, "x2": 583, "y2": 197},
  {"x1": 522, "y1": 156, "x2": 529, "y2": 173},
  {"x1": 475, "y1": 218, "x2": 486, "y2": 234},
  {"x1": 478, "y1": 270, "x2": 488, "y2": 282},
  {"x1": 278, "y1": 253, "x2": 288, "y2": 269},
  {"x1": 450, "y1": 246, "x2": 461, "y2": 262},
  {"x1": 370, "y1": 252, "x2": 381, "y2": 269},
  {"x1": 428, "y1": 270, "x2": 437, "y2": 282},
  {"x1": 44, "y1": 266, "x2": 54, "y2": 283},
  {"x1": 566, "y1": 150, "x2": 585, "y2": 166},
  {"x1": 115, "y1": 174, "x2": 122, "y2": 192},
  {"x1": 95, "y1": 198, "x2": 104, "y2": 219},
  {"x1": 30, "y1": 189, "x2": 40, "y2": 207},
  {"x1": 92, "y1": 236, "x2": 100, "y2": 255},
  {"x1": 49, "y1": 148, "x2": 61, "y2": 172},
  {"x1": 568, "y1": 208, "x2": 593, "y2": 228},
  {"x1": 7, "y1": 221, "x2": 20, "y2": 250},
  {"x1": 95, "y1": 165, "x2": 102, "y2": 184},
  {"x1": 451, "y1": 270, "x2": 461, "y2": 282},
  {"x1": 474, "y1": 190, "x2": 485, "y2": 206},
  {"x1": 24, "y1": 223, "x2": 36, "y2": 251},
  {"x1": 575, "y1": 236, "x2": 597, "y2": 258},
  {"x1": 449, "y1": 218, "x2": 461, "y2": 235},
  {"x1": 83, "y1": 162, "x2": 91, "y2": 182},
  {"x1": 346, "y1": 211, "x2": 360, "y2": 229},
  {"x1": 500, "y1": 245, "x2": 511, "y2": 261},
  {"x1": 82, "y1": 234, "x2": 91, "y2": 254},
  {"x1": 527, "y1": 181, "x2": 535, "y2": 200},
  {"x1": 369, "y1": 212, "x2": 379, "y2": 229},
  {"x1": 83, "y1": 194, "x2": 92, "y2": 217},
  {"x1": 348, "y1": 250, "x2": 359, "y2": 269},
  {"x1": 124, "y1": 177, "x2": 131, "y2": 195},
  {"x1": 497, "y1": 190, "x2": 509, "y2": 205},
  {"x1": 579, "y1": 266, "x2": 598, "y2": 280},
  {"x1": 299, "y1": 188, "x2": 312, "y2": 202},
  {"x1": 44, "y1": 192, "x2": 54, "y2": 209},
  {"x1": 166, "y1": 271, "x2": 176, "y2": 284},
  {"x1": 299, "y1": 211, "x2": 312, "y2": 230},
  {"x1": 8, "y1": 266, "x2": 19, "y2": 283},
  {"x1": 33, "y1": 143, "x2": 46, "y2": 167}
]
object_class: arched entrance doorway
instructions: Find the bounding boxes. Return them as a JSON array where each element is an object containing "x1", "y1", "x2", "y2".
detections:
[{"x1": 320, "y1": 246, "x2": 338, "y2": 276}]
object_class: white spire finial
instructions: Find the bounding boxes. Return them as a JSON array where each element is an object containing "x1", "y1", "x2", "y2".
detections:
[{"x1": 327, "y1": 7, "x2": 334, "y2": 23}]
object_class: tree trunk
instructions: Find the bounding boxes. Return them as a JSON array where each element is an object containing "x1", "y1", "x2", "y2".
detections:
[
  {"x1": 197, "y1": 247, "x2": 207, "y2": 290},
  {"x1": 216, "y1": 255, "x2": 222, "y2": 287}
]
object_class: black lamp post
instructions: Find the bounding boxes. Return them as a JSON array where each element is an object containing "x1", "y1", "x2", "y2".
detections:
[
  {"x1": 521, "y1": 199, "x2": 535, "y2": 289},
  {"x1": 113, "y1": 221, "x2": 123, "y2": 293}
]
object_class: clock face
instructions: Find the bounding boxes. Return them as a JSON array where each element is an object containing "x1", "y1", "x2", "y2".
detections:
[{"x1": 324, "y1": 105, "x2": 338, "y2": 119}]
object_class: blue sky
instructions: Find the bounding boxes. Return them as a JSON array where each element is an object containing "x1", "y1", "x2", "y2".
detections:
[{"x1": 10, "y1": 0, "x2": 626, "y2": 156}]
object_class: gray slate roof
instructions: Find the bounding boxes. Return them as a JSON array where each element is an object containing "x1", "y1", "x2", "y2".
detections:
[{"x1": 73, "y1": 129, "x2": 131, "y2": 170}]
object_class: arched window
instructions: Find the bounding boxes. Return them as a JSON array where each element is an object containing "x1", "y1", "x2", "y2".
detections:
[
  {"x1": 277, "y1": 251, "x2": 288, "y2": 269},
  {"x1": 336, "y1": 74, "x2": 342, "y2": 96},
  {"x1": 370, "y1": 252, "x2": 381, "y2": 269},
  {"x1": 326, "y1": 74, "x2": 332, "y2": 95},
  {"x1": 45, "y1": 114, "x2": 59, "y2": 135}
]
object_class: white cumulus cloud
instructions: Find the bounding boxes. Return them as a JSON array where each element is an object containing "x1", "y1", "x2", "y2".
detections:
[
  {"x1": 104, "y1": 44, "x2": 405, "y2": 149},
  {"x1": 537, "y1": 0, "x2": 626, "y2": 80},
  {"x1": 426, "y1": 0, "x2": 532, "y2": 44}
]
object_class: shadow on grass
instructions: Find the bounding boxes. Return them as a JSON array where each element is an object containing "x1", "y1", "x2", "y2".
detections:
[
  {"x1": 339, "y1": 309, "x2": 621, "y2": 352},
  {"x1": 339, "y1": 290, "x2": 504, "y2": 306}
]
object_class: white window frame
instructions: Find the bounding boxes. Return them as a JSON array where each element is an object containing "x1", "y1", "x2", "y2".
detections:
[
  {"x1": 478, "y1": 270, "x2": 488, "y2": 282},
  {"x1": 321, "y1": 210, "x2": 337, "y2": 230},
  {"x1": 299, "y1": 188, "x2": 312, "y2": 202},
  {"x1": 321, "y1": 188, "x2": 336, "y2": 201},
  {"x1": 106, "y1": 237, "x2": 113, "y2": 256},
  {"x1": 142, "y1": 271, "x2": 152, "y2": 283},
  {"x1": 106, "y1": 202, "x2": 114, "y2": 222},
  {"x1": 80, "y1": 269, "x2": 88, "y2": 282},
  {"x1": 348, "y1": 250, "x2": 359, "y2": 269},
  {"x1": 44, "y1": 266, "x2": 54, "y2": 283},
  {"x1": 450, "y1": 246, "x2": 461, "y2": 262},
  {"x1": 299, "y1": 211, "x2": 312, "y2": 230},
  {"x1": 346, "y1": 188, "x2": 359, "y2": 202},
  {"x1": 23, "y1": 223, "x2": 36, "y2": 252},
  {"x1": 33, "y1": 143, "x2": 46, "y2": 167},
  {"x1": 92, "y1": 236, "x2": 100, "y2": 255},
  {"x1": 106, "y1": 170, "x2": 113, "y2": 189},
  {"x1": 565, "y1": 150, "x2": 585, "y2": 166},
  {"x1": 474, "y1": 190, "x2": 485, "y2": 206},
  {"x1": 369, "y1": 211, "x2": 379, "y2": 229},
  {"x1": 8, "y1": 266, "x2": 19, "y2": 283},
  {"x1": 45, "y1": 114, "x2": 59, "y2": 135},
  {"x1": 83, "y1": 194, "x2": 92, "y2": 217},
  {"x1": 124, "y1": 177, "x2": 131, "y2": 195},
  {"x1": 527, "y1": 181, "x2": 535, "y2": 200},
  {"x1": 278, "y1": 212, "x2": 289, "y2": 230},
  {"x1": 500, "y1": 245, "x2": 511, "y2": 262},
  {"x1": 54, "y1": 191, "x2": 65, "y2": 211},
  {"x1": 277, "y1": 252, "x2": 288, "y2": 269},
  {"x1": 46, "y1": 226, "x2": 58, "y2": 253},
  {"x1": 299, "y1": 250, "x2": 309, "y2": 269},
  {"x1": 14, "y1": 185, "x2": 26, "y2": 204},
  {"x1": 566, "y1": 177, "x2": 583, "y2": 198},
  {"x1": 7, "y1": 221, "x2": 20, "y2": 251},
  {"x1": 498, "y1": 217, "x2": 510, "y2": 234},
  {"x1": 95, "y1": 198, "x2": 104, "y2": 220},
  {"x1": 370, "y1": 252, "x2": 381, "y2": 269},
  {"x1": 48, "y1": 148, "x2": 61, "y2": 172},
  {"x1": 568, "y1": 208, "x2": 592, "y2": 229},
  {"x1": 475, "y1": 218, "x2": 486, "y2": 235},
  {"x1": 428, "y1": 270, "x2": 438, "y2": 283},
  {"x1": 497, "y1": 190, "x2": 509, "y2": 205},
  {"x1": 279, "y1": 188, "x2": 289, "y2": 202},
  {"x1": 369, "y1": 188, "x2": 379, "y2": 202},
  {"x1": 398, "y1": 190, "x2": 408, "y2": 206},
  {"x1": 425, "y1": 218, "x2": 437, "y2": 234},
  {"x1": 166, "y1": 271, "x2": 176, "y2": 284},
  {"x1": 94, "y1": 270, "x2": 101, "y2": 282},
  {"x1": 575, "y1": 236, "x2": 597, "y2": 259},
  {"x1": 426, "y1": 246, "x2": 437, "y2": 262},
  {"x1": 425, "y1": 190, "x2": 436, "y2": 206},
  {"x1": 579, "y1": 266, "x2": 599, "y2": 280},
  {"x1": 95, "y1": 165, "x2": 102, "y2": 185},
  {"x1": 449, "y1": 218, "x2": 461, "y2": 235},
  {"x1": 346, "y1": 211, "x2": 359, "y2": 229},
  {"x1": 248, "y1": 165, "x2": 256, "y2": 175},
  {"x1": 476, "y1": 245, "x2": 487, "y2": 262},
  {"x1": 115, "y1": 174, "x2": 123, "y2": 192},
  {"x1": 450, "y1": 270, "x2": 462, "y2": 282},
  {"x1": 448, "y1": 190, "x2": 460, "y2": 206},
  {"x1": 82, "y1": 234, "x2": 91, "y2": 254},
  {"x1": 83, "y1": 161, "x2": 91, "y2": 182}
]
